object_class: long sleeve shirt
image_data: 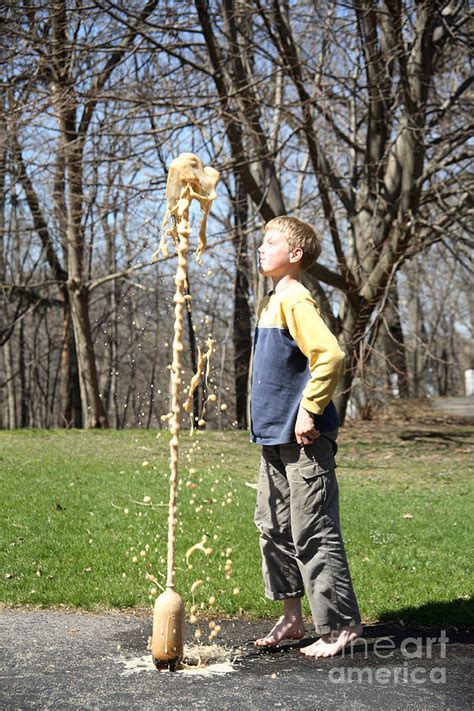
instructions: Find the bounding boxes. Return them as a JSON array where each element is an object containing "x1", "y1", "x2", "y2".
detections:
[{"x1": 250, "y1": 281, "x2": 345, "y2": 445}]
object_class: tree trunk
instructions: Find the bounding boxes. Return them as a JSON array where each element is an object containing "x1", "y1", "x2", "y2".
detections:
[
  {"x1": 468, "y1": 291, "x2": 474, "y2": 371},
  {"x1": 59, "y1": 291, "x2": 83, "y2": 428},
  {"x1": 333, "y1": 336, "x2": 360, "y2": 423},
  {"x1": 438, "y1": 345, "x2": 449, "y2": 397},
  {"x1": 49, "y1": 0, "x2": 156, "y2": 429},
  {"x1": 0, "y1": 102, "x2": 15, "y2": 427},
  {"x1": 57, "y1": 100, "x2": 108, "y2": 426},
  {"x1": 380, "y1": 281, "x2": 410, "y2": 398},
  {"x1": 232, "y1": 176, "x2": 252, "y2": 429},
  {"x1": 405, "y1": 261, "x2": 426, "y2": 397},
  {"x1": 3, "y1": 340, "x2": 17, "y2": 429},
  {"x1": 185, "y1": 270, "x2": 200, "y2": 425},
  {"x1": 18, "y1": 319, "x2": 29, "y2": 427},
  {"x1": 68, "y1": 284, "x2": 107, "y2": 428},
  {"x1": 334, "y1": 295, "x2": 376, "y2": 423}
]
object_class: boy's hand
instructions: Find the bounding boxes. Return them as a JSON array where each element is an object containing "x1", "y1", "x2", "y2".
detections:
[{"x1": 295, "y1": 405, "x2": 320, "y2": 445}]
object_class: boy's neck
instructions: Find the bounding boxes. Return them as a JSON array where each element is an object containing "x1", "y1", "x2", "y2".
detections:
[{"x1": 272, "y1": 275, "x2": 301, "y2": 294}]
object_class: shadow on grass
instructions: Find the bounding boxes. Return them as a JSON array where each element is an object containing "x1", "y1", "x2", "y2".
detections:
[{"x1": 377, "y1": 597, "x2": 473, "y2": 633}]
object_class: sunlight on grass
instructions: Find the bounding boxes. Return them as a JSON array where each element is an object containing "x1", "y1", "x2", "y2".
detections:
[{"x1": 1, "y1": 427, "x2": 472, "y2": 628}]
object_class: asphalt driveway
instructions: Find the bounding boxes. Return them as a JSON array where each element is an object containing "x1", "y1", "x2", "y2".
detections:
[{"x1": 0, "y1": 609, "x2": 472, "y2": 710}]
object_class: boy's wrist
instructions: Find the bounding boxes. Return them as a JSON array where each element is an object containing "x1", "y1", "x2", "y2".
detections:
[{"x1": 300, "y1": 397, "x2": 323, "y2": 416}]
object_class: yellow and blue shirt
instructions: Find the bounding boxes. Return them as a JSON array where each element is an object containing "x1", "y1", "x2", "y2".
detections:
[{"x1": 250, "y1": 281, "x2": 345, "y2": 445}]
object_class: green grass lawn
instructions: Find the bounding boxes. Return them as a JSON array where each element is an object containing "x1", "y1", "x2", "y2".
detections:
[{"x1": 1, "y1": 422, "x2": 472, "y2": 628}]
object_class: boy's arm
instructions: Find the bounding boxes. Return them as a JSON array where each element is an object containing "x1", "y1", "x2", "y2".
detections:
[{"x1": 286, "y1": 299, "x2": 345, "y2": 416}]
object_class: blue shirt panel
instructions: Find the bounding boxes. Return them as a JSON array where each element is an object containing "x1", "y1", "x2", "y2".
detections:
[{"x1": 250, "y1": 326, "x2": 340, "y2": 445}]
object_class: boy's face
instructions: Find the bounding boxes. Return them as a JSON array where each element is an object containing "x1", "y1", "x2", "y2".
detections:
[{"x1": 258, "y1": 229, "x2": 301, "y2": 279}]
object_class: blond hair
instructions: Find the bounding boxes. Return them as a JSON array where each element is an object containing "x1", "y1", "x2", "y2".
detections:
[{"x1": 264, "y1": 216, "x2": 321, "y2": 271}]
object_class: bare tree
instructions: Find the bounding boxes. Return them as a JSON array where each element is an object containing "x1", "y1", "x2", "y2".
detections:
[
  {"x1": 189, "y1": 0, "x2": 472, "y2": 420},
  {"x1": 3, "y1": 0, "x2": 161, "y2": 427},
  {"x1": 1, "y1": 1, "x2": 471, "y2": 430}
]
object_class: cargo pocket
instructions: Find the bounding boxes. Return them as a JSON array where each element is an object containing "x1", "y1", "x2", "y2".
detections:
[
  {"x1": 283, "y1": 437, "x2": 336, "y2": 515},
  {"x1": 287, "y1": 459, "x2": 332, "y2": 515}
]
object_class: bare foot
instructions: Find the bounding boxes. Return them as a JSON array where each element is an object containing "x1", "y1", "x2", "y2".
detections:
[
  {"x1": 255, "y1": 614, "x2": 305, "y2": 647},
  {"x1": 300, "y1": 623, "x2": 363, "y2": 658}
]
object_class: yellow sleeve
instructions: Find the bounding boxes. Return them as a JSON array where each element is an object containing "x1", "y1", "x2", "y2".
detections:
[{"x1": 285, "y1": 299, "x2": 345, "y2": 415}]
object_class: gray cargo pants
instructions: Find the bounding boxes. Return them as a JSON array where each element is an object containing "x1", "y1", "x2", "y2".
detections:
[{"x1": 254, "y1": 431, "x2": 361, "y2": 635}]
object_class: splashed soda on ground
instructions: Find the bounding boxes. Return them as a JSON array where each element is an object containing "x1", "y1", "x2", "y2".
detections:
[{"x1": 115, "y1": 643, "x2": 236, "y2": 676}]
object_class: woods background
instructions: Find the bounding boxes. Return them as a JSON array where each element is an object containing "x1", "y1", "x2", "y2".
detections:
[{"x1": 1, "y1": 0, "x2": 472, "y2": 430}]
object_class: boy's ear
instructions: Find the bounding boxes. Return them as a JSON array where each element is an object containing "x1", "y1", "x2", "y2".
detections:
[{"x1": 289, "y1": 246, "x2": 304, "y2": 264}]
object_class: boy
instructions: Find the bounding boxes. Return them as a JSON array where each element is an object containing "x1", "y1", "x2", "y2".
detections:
[{"x1": 251, "y1": 216, "x2": 362, "y2": 658}]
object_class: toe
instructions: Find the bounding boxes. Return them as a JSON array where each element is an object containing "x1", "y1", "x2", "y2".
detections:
[
  {"x1": 255, "y1": 636, "x2": 275, "y2": 647},
  {"x1": 314, "y1": 645, "x2": 331, "y2": 658}
]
